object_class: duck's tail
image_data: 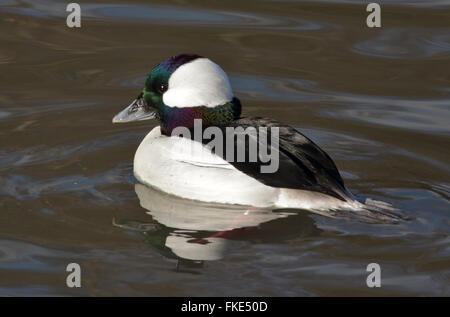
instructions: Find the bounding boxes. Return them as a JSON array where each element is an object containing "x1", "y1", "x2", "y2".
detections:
[
  {"x1": 323, "y1": 195, "x2": 403, "y2": 223},
  {"x1": 276, "y1": 188, "x2": 402, "y2": 223}
]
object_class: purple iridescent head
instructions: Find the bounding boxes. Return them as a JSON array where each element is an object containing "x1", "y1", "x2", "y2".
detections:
[{"x1": 113, "y1": 54, "x2": 241, "y2": 135}]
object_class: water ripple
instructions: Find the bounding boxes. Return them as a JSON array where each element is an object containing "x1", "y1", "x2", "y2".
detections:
[
  {"x1": 0, "y1": 164, "x2": 133, "y2": 202},
  {"x1": 0, "y1": 101, "x2": 98, "y2": 121},
  {"x1": 1, "y1": 0, "x2": 328, "y2": 31},
  {"x1": 263, "y1": 0, "x2": 450, "y2": 9},
  {"x1": 320, "y1": 94, "x2": 450, "y2": 135},
  {"x1": 0, "y1": 132, "x2": 141, "y2": 171},
  {"x1": 235, "y1": 73, "x2": 450, "y2": 134},
  {"x1": 354, "y1": 28, "x2": 450, "y2": 59}
]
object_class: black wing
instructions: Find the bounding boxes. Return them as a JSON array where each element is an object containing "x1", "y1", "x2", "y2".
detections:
[{"x1": 194, "y1": 117, "x2": 349, "y2": 201}]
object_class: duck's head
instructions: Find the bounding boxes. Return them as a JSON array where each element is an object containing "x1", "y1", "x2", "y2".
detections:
[{"x1": 113, "y1": 54, "x2": 241, "y2": 135}]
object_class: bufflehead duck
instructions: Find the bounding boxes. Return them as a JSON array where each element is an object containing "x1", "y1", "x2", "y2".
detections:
[{"x1": 113, "y1": 54, "x2": 396, "y2": 219}]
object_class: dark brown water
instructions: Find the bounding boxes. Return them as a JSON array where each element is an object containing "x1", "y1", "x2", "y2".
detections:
[{"x1": 0, "y1": 0, "x2": 449, "y2": 296}]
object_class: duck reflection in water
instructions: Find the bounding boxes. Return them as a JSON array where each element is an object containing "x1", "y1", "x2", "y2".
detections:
[{"x1": 113, "y1": 183, "x2": 321, "y2": 270}]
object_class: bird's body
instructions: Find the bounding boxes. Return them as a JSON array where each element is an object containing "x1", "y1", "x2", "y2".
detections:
[
  {"x1": 134, "y1": 124, "x2": 364, "y2": 213},
  {"x1": 113, "y1": 54, "x2": 397, "y2": 220}
]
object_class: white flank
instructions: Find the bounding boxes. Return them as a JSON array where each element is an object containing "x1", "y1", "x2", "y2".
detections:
[
  {"x1": 162, "y1": 58, "x2": 233, "y2": 108},
  {"x1": 133, "y1": 127, "x2": 366, "y2": 212}
]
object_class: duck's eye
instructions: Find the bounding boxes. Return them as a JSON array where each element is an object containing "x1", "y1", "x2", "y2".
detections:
[{"x1": 158, "y1": 84, "x2": 167, "y2": 94}]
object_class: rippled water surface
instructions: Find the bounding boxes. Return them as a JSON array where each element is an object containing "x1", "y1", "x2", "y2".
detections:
[{"x1": 0, "y1": 0, "x2": 449, "y2": 296}]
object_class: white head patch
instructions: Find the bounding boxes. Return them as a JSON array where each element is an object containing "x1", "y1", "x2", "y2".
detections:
[{"x1": 163, "y1": 58, "x2": 233, "y2": 108}]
